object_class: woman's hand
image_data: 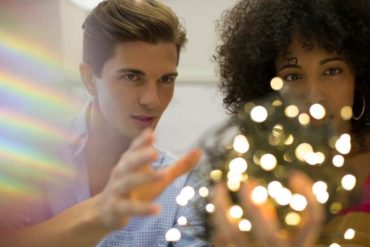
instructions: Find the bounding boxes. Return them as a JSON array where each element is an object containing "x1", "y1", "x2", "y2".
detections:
[{"x1": 211, "y1": 172, "x2": 324, "y2": 247}]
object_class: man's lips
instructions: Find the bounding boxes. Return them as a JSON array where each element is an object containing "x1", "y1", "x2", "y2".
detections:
[{"x1": 131, "y1": 115, "x2": 156, "y2": 127}]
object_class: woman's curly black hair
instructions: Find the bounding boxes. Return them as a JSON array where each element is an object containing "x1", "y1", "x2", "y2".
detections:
[{"x1": 216, "y1": 0, "x2": 370, "y2": 133}]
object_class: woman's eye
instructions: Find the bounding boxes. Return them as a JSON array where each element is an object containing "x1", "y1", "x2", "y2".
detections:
[
  {"x1": 284, "y1": 73, "x2": 302, "y2": 81},
  {"x1": 324, "y1": 68, "x2": 342, "y2": 76}
]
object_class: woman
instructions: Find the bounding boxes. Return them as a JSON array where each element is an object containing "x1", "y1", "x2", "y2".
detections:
[{"x1": 212, "y1": 0, "x2": 370, "y2": 246}]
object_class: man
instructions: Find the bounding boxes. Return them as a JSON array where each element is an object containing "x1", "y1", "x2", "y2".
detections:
[{"x1": 1, "y1": 0, "x2": 205, "y2": 246}]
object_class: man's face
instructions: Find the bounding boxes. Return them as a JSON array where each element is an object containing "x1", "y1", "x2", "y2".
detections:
[{"x1": 94, "y1": 41, "x2": 178, "y2": 139}]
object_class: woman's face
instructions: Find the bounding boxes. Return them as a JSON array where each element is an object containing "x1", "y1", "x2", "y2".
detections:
[{"x1": 275, "y1": 37, "x2": 356, "y2": 133}]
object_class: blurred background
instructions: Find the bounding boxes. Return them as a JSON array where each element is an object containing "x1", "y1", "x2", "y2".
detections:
[{"x1": 0, "y1": 0, "x2": 238, "y2": 155}]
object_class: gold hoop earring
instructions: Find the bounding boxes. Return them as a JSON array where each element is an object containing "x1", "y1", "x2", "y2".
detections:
[{"x1": 353, "y1": 95, "x2": 366, "y2": 120}]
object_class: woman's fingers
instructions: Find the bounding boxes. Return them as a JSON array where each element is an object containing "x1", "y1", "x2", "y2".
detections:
[{"x1": 288, "y1": 172, "x2": 324, "y2": 247}]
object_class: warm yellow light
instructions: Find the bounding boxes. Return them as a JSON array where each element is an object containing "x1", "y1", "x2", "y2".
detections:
[
  {"x1": 210, "y1": 169, "x2": 223, "y2": 181},
  {"x1": 260, "y1": 153, "x2": 277, "y2": 171},
  {"x1": 295, "y1": 143, "x2": 313, "y2": 161},
  {"x1": 298, "y1": 113, "x2": 310, "y2": 125},
  {"x1": 275, "y1": 187, "x2": 293, "y2": 206},
  {"x1": 344, "y1": 228, "x2": 355, "y2": 240},
  {"x1": 290, "y1": 194, "x2": 307, "y2": 211},
  {"x1": 181, "y1": 186, "x2": 195, "y2": 201},
  {"x1": 332, "y1": 155, "x2": 345, "y2": 167},
  {"x1": 250, "y1": 106, "x2": 268, "y2": 123},
  {"x1": 341, "y1": 174, "x2": 356, "y2": 191},
  {"x1": 335, "y1": 134, "x2": 351, "y2": 155},
  {"x1": 330, "y1": 202, "x2": 343, "y2": 214},
  {"x1": 233, "y1": 134, "x2": 250, "y2": 154},
  {"x1": 198, "y1": 187, "x2": 209, "y2": 197},
  {"x1": 165, "y1": 228, "x2": 181, "y2": 242},
  {"x1": 268, "y1": 181, "x2": 283, "y2": 198},
  {"x1": 285, "y1": 105, "x2": 299, "y2": 118},
  {"x1": 176, "y1": 194, "x2": 188, "y2": 206},
  {"x1": 227, "y1": 179, "x2": 241, "y2": 192},
  {"x1": 205, "y1": 203, "x2": 215, "y2": 213},
  {"x1": 309, "y1": 103, "x2": 326, "y2": 120},
  {"x1": 229, "y1": 205, "x2": 244, "y2": 219},
  {"x1": 177, "y1": 216, "x2": 187, "y2": 226},
  {"x1": 238, "y1": 219, "x2": 252, "y2": 231},
  {"x1": 285, "y1": 212, "x2": 301, "y2": 226},
  {"x1": 329, "y1": 243, "x2": 341, "y2": 247},
  {"x1": 251, "y1": 186, "x2": 268, "y2": 205},
  {"x1": 312, "y1": 181, "x2": 328, "y2": 195},
  {"x1": 305, "y1": 152, "x2": 325, "y2": 165},
  {"x1": 316, "y1": 191, "x2": 329, "y2": 204},
  {"x1": 340, "y1": 106, "x2": 353, "y2": 120},
  {"x1": 270, "y1": 77, "x2": 284, "y2": 91},
  {"x1": 272, "y1": 99, "x2": 283, "y2": 107},
  {"x1": 284, "y1": 135, "x2": 294, "y2": 145},
  {"x1": 229, "y1": 157, "x2": 248, "y2": 174}
]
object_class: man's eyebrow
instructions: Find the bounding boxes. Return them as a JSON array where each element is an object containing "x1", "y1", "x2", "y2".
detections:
[
  {"x1": 319, "y1": 56, "x2": 345, "y2": 65},
  {"x1": 163, "y1": 72, "x2": 178, "y2": 77},
  {"x1": 116, "y1": 68, "x2": 146, "y2": 76}
]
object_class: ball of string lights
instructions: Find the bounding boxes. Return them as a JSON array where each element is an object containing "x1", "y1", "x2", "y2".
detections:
[{"x1": 165, "y1": 77, "x2": 361, "y2": 246}]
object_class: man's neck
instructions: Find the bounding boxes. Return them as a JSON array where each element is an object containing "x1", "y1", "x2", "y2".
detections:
[{"x1": 85, "y1": 100, "x2": 132, "y2": 195}]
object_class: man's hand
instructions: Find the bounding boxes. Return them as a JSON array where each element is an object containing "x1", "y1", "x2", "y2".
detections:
[{"x1": 95, "y1": 128, "x2": 202, "y2": 231}]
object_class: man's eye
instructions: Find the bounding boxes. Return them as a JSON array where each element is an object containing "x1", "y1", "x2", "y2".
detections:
[
  {"x1": 284, "y1": 73, "x2": 302, "y2": 81},
  {"x1": 123, "y1": 73, "x2": 139, "y2": 81},
  {"x1": 324, "y1": 68, "x2": 341, "y2": 76},
  {"x1": 160, "y1": 76, "x2": 175, "y2": 85}
]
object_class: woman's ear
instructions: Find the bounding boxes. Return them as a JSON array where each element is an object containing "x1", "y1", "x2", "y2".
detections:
[{"x1": 79, "y1": 62, "x2": 97, "y2": 96}]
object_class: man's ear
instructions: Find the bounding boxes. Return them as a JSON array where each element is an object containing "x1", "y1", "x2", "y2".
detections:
[{"x1": 79, "y1": 62, "x2": 97, "y2": 96}]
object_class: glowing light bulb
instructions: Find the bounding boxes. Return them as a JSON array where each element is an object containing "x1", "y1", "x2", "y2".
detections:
[
  {"x1": 270, "y1": 77, "x2": 284, "y2": 91},
  {"x1": 210, "y1": 170, "x2": 223, "y2": 181},
  {"x1": 290, "y1": 194, "x2": 307, "y2": 211},
  {"x1": 227, "y1": 179, "x2": 241, "y2": 192},
  {"x1": 165, "y1": 228, "x2": 181, "y2": 242},
  {"x1": 181, "y1": 186, "x2": 195, "y2": 201},
  {"x1": 284, "y1": 135, "x2": 294, "y2": 145},
  {"x1": 250, "y1": 106, "x2": 268, "y2": 123},
  {"x1": 312, "y1": 181, "x2": 328, "y2": 195},
  {"x1": 316, "y1": 191, "x2": 329, "y2": 204},
  {"x1": 229, "y1": 205, "x2": 243, "y2": 219},
  {"x1": 176, "y1": 195, "x2": 188, "y2": 206},
  {"x1": 298, "y1": 113, "x2": 310, "y2": 125},
  {"x1": 285, "y1": 105, "x2": 299, "y2": 118},
  {"x1": 239, "y1": 219, "x2": 252, "y2": 231},
  {"x1": 332, "y1": 155, "x2": 345, "y2": 167},
  {"x1": 233, "y1": 135, "x2": 250, "y2": 154},
  {"x1": 295, "y1": 143, "x2": 313, "y2": 161},
  {"x1": 275, "y1": 188, "x2": 293, "y2": 206},
  {"x1": 229, "y1": 157, "x2": 248, "y2": 174},
  {"x1": 285, "y1": 212, "x2": 301, "y2": 226},
  {"x1": 260, "y1": 153, "x2": 277, "y2": 171},
  {"x1": 344, "y1": 228, "x2": 355, "y2": 240},
  {"x1": 312, "y1": 181, "x2": 329, "y2": 203},
  {"x1": 177, "y1": 216, "x2": 187, "y2": 226},
  {"x1": 198, "y1": 187, "x2": 209, "y2": 197},
  {"x1": 341, "y1": 174, "x2": 356, "y2": 191},
  {"x1": 205, "y1": 203, "x2": 215, "y2": 213},
  {"x1": 329, "y1": 243, "x2": 341, "y2": 247},
  {"x1": 335, "y1": 134, "x2": 351, "y2": 155},
  {"x1": 268, "y1": 181, "x2": 283, "y2": 198},
  {"x1": 310, "y1": 103, "x2": 326, "y2": 120},
  {"x1": 251, "y1": 186, "x2": 268, "y2": 205},
  {"x1": 340, "y1": 106, "x2": 353, "y2": 120}
]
